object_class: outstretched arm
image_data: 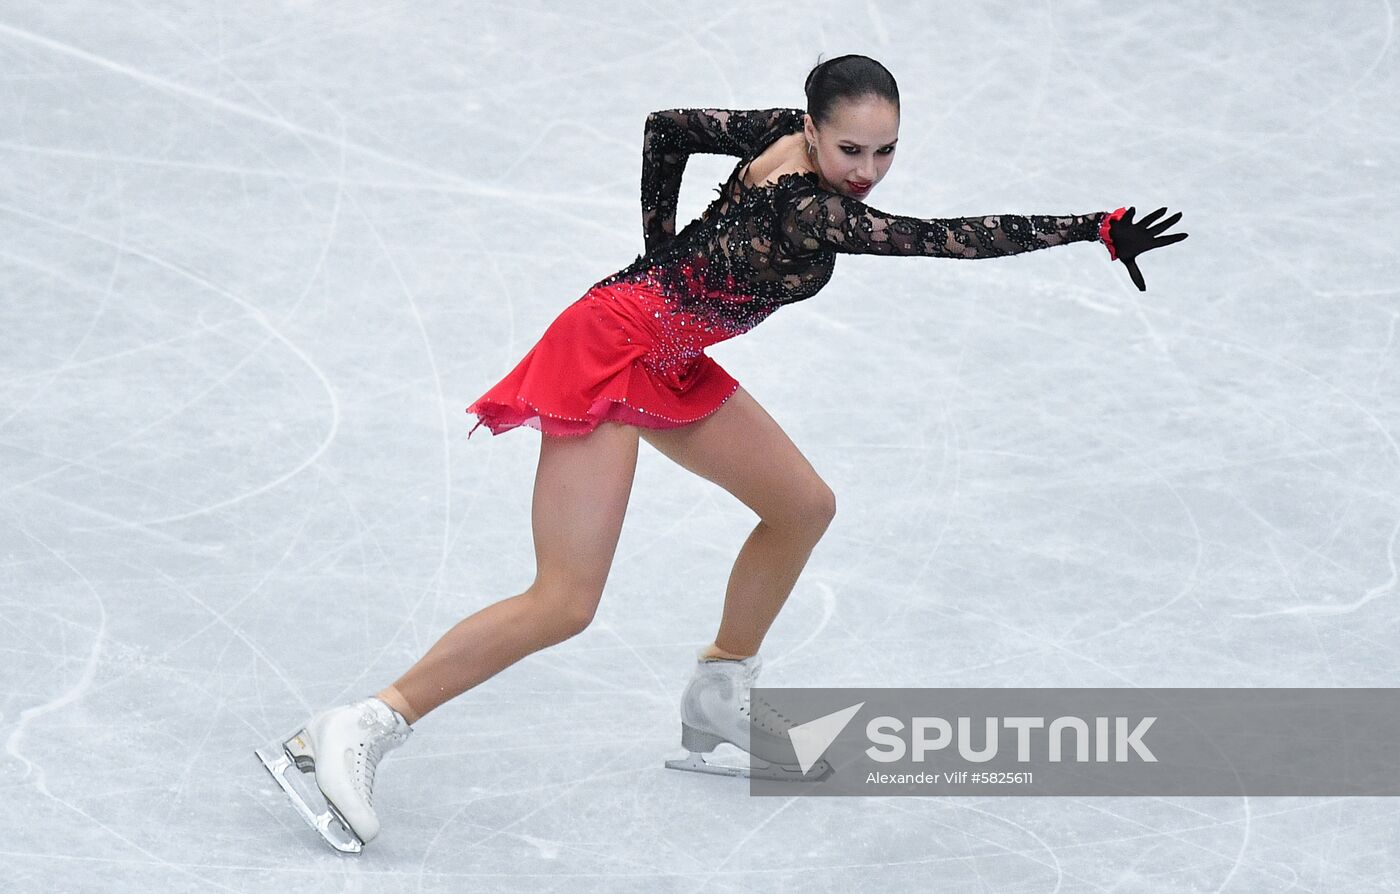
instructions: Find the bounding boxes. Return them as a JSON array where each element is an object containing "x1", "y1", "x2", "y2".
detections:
[
  {"x1": 778, "y1": 180, "x2": 1108, "y2": 258},
  {"x1": 641, "y1": 107, "x2": 803, "y2": 252}
]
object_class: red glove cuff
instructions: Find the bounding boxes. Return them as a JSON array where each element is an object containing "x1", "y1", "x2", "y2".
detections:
[{"x1": 1099, "y1": 207, "x2": 1127, "y2": 261}]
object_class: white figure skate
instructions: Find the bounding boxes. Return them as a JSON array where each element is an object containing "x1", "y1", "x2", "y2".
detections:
[
  {"x1": 255, "y1": 696, "x2": 412, "y2": 853},
  {"x1": 664, "y1": 651, "x2": 833, "y2": 782}
]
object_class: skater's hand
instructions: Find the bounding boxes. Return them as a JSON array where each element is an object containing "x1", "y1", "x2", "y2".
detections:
[{"x1": 1109, "y1": 206, "x2": 1189, "y2": 292}]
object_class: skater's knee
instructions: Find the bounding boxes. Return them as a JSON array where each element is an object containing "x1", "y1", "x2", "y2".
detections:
[
  {"x1": 811, "y1": 484, "x2": 837, "y2": 528},
  {"x1": 525, "y1": 579, "x2": 602, "y2": 640},
  {"x1": 770, "y1": 480, "x2": 836, "y2": 535},
  {"x1": 556, "y1": 602, "x2": 598, "y2": 639}
]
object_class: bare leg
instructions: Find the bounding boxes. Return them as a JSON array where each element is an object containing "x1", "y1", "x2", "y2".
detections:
[
  {"x1": 378, "y1": 422, "x2": 640, "y2": 725},
  {"x1": 640, "y1": 386, "x2": 836, "y2": 658}
]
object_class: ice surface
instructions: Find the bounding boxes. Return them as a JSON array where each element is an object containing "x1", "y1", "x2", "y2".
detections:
[{"x1": 2, "y1": 0, "x2": 1398, "y2": 890}]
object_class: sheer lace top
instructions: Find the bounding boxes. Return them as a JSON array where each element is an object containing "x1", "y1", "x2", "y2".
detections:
[{"x1": 591, "y1": 107, "x2": 1109, "y2": 333}]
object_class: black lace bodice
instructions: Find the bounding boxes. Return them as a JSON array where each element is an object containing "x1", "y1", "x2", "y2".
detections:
[{"x1": 591, "y1": 107, "x2": 1109, "y2": 334}]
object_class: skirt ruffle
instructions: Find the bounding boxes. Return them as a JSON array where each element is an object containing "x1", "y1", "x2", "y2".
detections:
[{"x1": 466, "y1": 279, "x2": 742, "y2": 438}]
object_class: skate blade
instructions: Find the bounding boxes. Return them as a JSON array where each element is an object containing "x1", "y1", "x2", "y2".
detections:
[
  {"x1": 254, "y1": 731, "x2": 364, "y2": 854},
  {"x1": 665, "y1": 751, "x2": 749, "y2": 778},
  {"x1": 664, "y1": 750, "x2": 835, "y2": 783}
]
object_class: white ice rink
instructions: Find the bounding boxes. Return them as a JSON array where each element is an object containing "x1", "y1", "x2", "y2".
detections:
[{"x1": 2, "y1": 1, "x2": 1398, "y2": 890}]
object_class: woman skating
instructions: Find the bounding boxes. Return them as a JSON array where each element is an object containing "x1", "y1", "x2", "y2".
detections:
[{"x1": 256, "y1": 53, "x2": 1188, "y2": 852}]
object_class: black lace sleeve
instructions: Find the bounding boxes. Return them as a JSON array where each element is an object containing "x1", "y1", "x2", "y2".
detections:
[
  {"x1": 641, "y1": 107, "x2": 803, "y2": 253},
  {"x1": 778, "y1": 180, "x2": 1106, "y2": 258}
]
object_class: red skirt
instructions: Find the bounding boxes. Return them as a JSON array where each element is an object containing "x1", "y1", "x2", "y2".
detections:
[{"x1": 466, "y1": 278, "x2": 743, "y2": 438}]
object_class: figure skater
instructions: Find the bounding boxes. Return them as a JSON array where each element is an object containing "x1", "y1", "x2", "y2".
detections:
[{"x1": 256, "y1": 53, "x2": 1188, "y2": 852}]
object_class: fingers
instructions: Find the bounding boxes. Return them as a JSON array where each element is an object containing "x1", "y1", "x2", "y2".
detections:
[
  {"x1": 1124, "y1": 258, "x2": 1147, "y2": 291},
  {"x1": 1153, "y1": 232, "x2": 1189, "y2": 247},
  {"x1": 1145, "y1": 210, "x2": 1181, "y2": 234},
  {"x1": 1139, "y1": 207, "x2": 1167, "y2": 227}
]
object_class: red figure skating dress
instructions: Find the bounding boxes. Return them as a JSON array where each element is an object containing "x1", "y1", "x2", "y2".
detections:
[{"x1": 467, "y1": 107, "x2": 1124, "y2": 438}]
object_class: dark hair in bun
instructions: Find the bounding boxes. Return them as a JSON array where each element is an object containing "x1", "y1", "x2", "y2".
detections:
[{"x1": 803, "y1": 54, "x2": 899, "y2": 126}]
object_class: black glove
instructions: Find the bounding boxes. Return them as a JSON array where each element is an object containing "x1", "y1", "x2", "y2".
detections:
[{"x1": 1108, "y1": 206, "x2": 1189, "y2": 292}]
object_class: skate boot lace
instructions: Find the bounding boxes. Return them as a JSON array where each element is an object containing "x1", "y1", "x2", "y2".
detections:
[
  {"x1": 355, "y1": 706, "x2": 407, "y2": 809},
  {"x1": 735, "y1": 664, "x2": 793, "y2": 735}
]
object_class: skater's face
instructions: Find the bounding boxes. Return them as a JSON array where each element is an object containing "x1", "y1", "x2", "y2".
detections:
[{"x1": 804, "y1": 96, "x2": 899, "y2": 201}]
